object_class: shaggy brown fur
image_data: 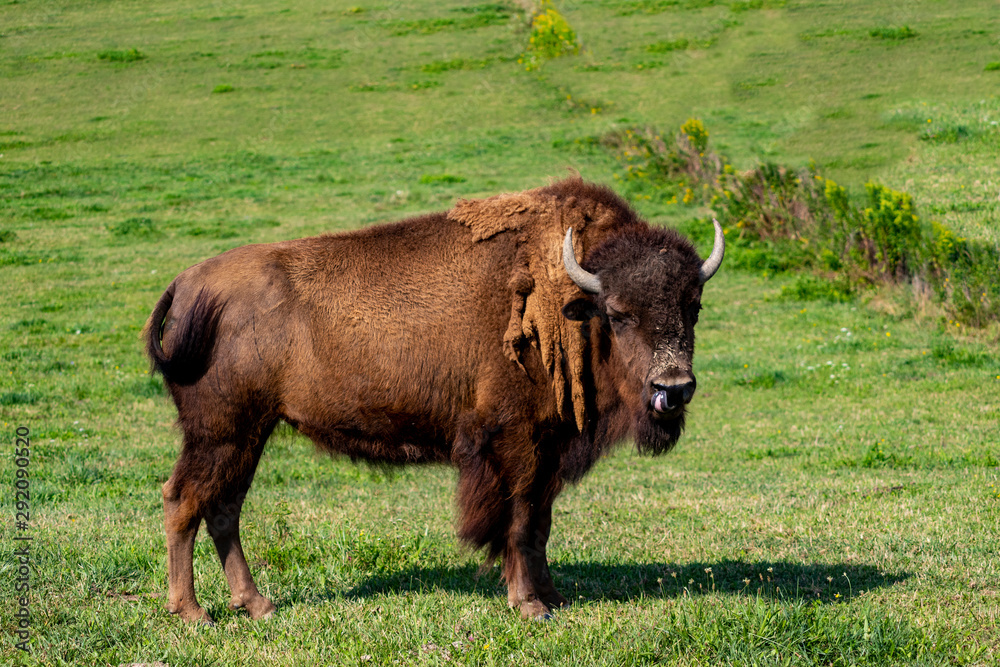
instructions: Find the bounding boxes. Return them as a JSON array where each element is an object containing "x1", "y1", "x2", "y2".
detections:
[
  {"x1": 448, "y1": 183, "x2": 631, "y2": 430},
  {"x1": 145, "y1": 177, "x2": 717, "y2": 623}
]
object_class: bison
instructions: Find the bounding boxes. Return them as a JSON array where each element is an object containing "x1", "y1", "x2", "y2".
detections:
[{"x1": 145, "y1": 177, "x2": 724, "y2": 623}]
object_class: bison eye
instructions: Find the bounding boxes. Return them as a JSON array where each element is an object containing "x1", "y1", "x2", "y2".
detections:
[{"x1": 606, "y1": 306, "x2": 634, "y2": 328}]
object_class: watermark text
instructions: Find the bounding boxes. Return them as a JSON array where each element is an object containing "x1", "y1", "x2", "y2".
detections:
[{"x1": 13, "y1": 425, "x2": 31, "y2": 652}]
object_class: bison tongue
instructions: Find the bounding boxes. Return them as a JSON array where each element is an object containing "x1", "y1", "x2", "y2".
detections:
[{"x1": 651, "y1": 390, "x2": 671, "y2": 413}]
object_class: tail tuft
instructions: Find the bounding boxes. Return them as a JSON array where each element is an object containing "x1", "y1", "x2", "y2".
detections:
[{"x1": 145, "y1": 285, "x2": 225, "y2": 386}]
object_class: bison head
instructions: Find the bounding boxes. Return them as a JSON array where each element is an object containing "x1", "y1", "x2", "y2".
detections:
[{"x1": 561, "y1": 221, "x2": 724, "y2": 453}]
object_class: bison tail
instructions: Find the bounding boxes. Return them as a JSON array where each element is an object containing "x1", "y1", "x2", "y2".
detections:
[{"x1": 144, "y1": 283, "x2": 225, "y2": 386}]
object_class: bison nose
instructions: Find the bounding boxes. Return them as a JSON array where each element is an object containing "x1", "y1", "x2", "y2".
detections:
[{"x1": 649, "y1": 376, "x2": 696, "y2": 414}]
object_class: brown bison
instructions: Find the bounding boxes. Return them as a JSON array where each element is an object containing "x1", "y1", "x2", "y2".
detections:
[{"x1": 145, "y1": 177, "x2": 724, "y2": 622}]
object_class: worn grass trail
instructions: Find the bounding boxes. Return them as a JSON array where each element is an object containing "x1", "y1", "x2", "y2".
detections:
[{"x1": 1, "y1": 0, "x2": 999, "y2": 665}]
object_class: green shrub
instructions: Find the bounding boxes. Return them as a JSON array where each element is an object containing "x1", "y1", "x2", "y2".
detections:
[
  {"x1": 407, "y1": 79, "x2": 441, "y2": 90},
  {"x1": 349, "y1": 82, "x2": 394, "y2": 93},
  {"x1": 928, "y1": 221, "x2": 962, "y2": 270},
  {"x1": 734, "y1": 370, "x2": 787, "y2": 389},
  {"x1": 126, "y1": 375, "x2": 167, "y2": 398},
  {"x1": 419, "y1": 173, "x2": 466, "y2": 184},
  {"x1": 680, "y1": 117, "x2": 709, "y2": 153},
  {"x1": 9, "y1": 318, "x2": 55, "y2": 333},
  {"x1": 730, "y1": 0, "x2": 786, "y2": 11},
  {"x1": 388, "y1": 3, "x2": 511, "y2": 36},
  {"x1": 0, "y1": 248, "x2": 39, "y2": 266},
  {"x1": 97, "y1": 48, "x2": 145, "y2": 62},
  {"x1": 520, "y1": 1, "x2": 580, "y2": 71},
  {"x1": 109, "y1": 217, "x2": 160, "y2": 238},
  {"x1": 1, "y1": 392, "x2": 40, "y2": 405},
  {"x1": 780, "y1": 275, "x2": 853, "y2": 303},
  {"x1": 823, "y1": 178, "x2": 858, "y2": 251},
  {"x1": 731, "y1": 0, "x2": 765, "y2": 11},
  {"x1": 919, "y1": 122, "x2": 976, "y2": 143},
  {"x1": 646, "y1": 38, "x2": 690, "y2": 53},
  {"x1": 819, "y1": 248, "x2": 842, "y2": 271},
  {"x1": 28, "y1": 206, "x2": 73, "y2": 220},
  {"x1": 603, "y1": 122, "x2": 1000, "y2": 326},
  {"x1": 857, "y1": 441, "x2": 911, "y2": 468},
  {"x1": 858, "y1": 182, "x2": 922, "y2": 278},
  {"x1": 743, "y1": 446, "x2": 799, "y2": 460},
  {"x1": 937, "y1": 237, "x2": 1000, "y2": 327},
  {"x1": 930, "y1": 340, "x2": 992, "y2": 367},
  {"x1": 869, "y1": 26, "x2": 916, "y2": 40},
  {"x1": 729, "y1": 246, "x2": 790, "y2": 273},
  {"x1": 212, "y1": 84, "x2": 235, "y2": 93},
  {"x1": 727, "y1": 163, "x2": 820, "y2": 242},
  {"x1": 986, "y1": 62, "x2": 1000, "y2": 72},
  {"x1": 421, "y1": 57, "x2": 494, "y2": 73}
]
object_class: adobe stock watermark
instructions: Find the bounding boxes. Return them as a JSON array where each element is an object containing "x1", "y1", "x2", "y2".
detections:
[{"x1": 13, "y1": 425, "x2": 32, "y2": 653}]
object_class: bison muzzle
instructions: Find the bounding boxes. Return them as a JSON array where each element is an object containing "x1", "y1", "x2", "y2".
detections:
[{"x1": 145, "y1": 177, "x2": 723, "y2": 623}]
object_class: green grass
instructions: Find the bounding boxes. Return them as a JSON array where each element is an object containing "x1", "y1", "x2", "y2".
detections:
[
  {"x1": 868, "y1": 26, "x2": 917, "y2": 40},
  {"x1": 96, "y1": 48, "x2": 146, "y2": 63},
  {"x1": 1, "y1": 0, "x2": 998, "y2": 665}
]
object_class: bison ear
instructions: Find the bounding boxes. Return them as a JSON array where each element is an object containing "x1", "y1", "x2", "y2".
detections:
[{"x1": 562, "y1": 298, "x2": 600, "y2": 322}]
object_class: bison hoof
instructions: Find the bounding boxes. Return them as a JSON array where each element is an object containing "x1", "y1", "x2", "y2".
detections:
[
  {"x1": 230, "y1": 595, "x2": 277, "y2": 620},
  {"x1": 518, "y1": 599, "x2": 553, "y2": 621},
  {"x1": 247, "y1": 597, "x2": 277, "y2": 620},
  {"x1": 169, "y1": 604, "x2": 214, "y2": 625}
]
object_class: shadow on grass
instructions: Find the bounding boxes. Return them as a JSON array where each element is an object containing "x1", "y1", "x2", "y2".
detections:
[{"x1": 340, "y1": 559, "x2": 907, "y2": 605}]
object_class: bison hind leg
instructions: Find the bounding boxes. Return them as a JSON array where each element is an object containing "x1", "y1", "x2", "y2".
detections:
[
  {"x1": 164, "y1": 411, "x2": 277, "y2": 623},
  {"x1": 162, "y1": 475, "x2": 214, "y2": 624},
  {"x1": 204, "y1": 487, "x2": 276, "y2": 620}
]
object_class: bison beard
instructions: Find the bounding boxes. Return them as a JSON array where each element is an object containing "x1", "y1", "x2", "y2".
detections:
[
  {"x1": 144, "y1": 177, "x2": 723, "y2": 624},
  {"x1": 634, "y1": 409, "x2": 685, "y2": 456}
]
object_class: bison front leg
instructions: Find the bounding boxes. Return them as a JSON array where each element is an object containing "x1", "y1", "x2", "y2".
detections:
[
  {"x1": 453, "y1": 421, "x2": 567, "y2": 619},
  {"x1": 504, "y1": 497, "x2": 569, "y2": 620},
  {"x1": 526, "y1": 501, "x2": 569, "y2": 611}
]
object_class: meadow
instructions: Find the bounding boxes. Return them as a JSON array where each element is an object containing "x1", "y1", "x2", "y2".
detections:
[{"x1": 1, "y1": 0, "x2": 998, "y2": 664}]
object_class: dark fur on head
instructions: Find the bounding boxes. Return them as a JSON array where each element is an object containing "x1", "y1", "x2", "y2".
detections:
[
  {"x1": 572, "y1": 225, "x2": 704, "y2": 457},
  {"x1": 584, "y1": 225, "x2": 702, "y2": 296}
]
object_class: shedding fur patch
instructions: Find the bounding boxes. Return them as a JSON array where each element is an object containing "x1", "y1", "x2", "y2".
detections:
[
  {"x1": 447, "y1": 192, "x2": 547, "y2": 241},
  {"x1": 449, "y1": 185, "x2": 619, "y2": 431}
]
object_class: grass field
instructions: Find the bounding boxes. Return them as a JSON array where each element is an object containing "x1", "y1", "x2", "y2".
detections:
[{"x1": 2, "y1": 0, "x2": 999, "y2": 664}]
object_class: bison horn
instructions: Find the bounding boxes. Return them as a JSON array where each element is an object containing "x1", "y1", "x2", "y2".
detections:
[
  {"x1": 563, "y1": 228, "x2": 602, "y2": 294},
  {"x1": 698, "y1": 218, "x2": 725, "y2": 284}
]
